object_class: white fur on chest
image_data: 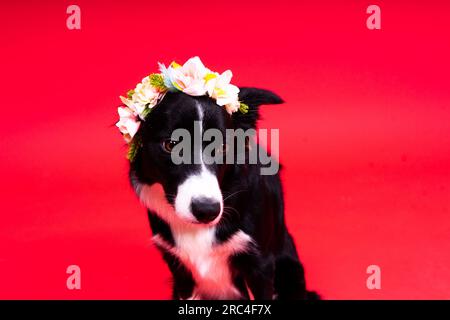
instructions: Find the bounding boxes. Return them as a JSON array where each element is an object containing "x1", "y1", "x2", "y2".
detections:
[
  {"x1": 137, "y1": 182, "x2": 253, "y2": 299},
  {"x1": 153, "y1": 227, "x2": 252, "y2": 299}
]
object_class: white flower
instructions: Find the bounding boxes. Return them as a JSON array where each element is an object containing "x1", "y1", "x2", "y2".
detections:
[
  {"x1": 116, "y1": 106, "x2": 140, "y2": 143},
  {"x1": 134, "y1": 77, "x2": 161, "y2": 105},
  {"x1": 205, "y1": 70, "x2": 240, "y2": 114},
  {"x1": 120, "y1": 76, "x2": 162, "y2": 120},
  {"x1": 119, "y1": 95, "x2": 137, "y2": 111}
]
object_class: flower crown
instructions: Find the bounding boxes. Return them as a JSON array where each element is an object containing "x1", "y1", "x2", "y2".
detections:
[{"x1": 116, "y1": 56, "x2": 249, "y2": 161}]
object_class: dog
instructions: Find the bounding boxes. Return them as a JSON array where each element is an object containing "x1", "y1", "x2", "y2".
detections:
[{"x1": 128, "y1": 87, "x2": 317, "y2": 300}]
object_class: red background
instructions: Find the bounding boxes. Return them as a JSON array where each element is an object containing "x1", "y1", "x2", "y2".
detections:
[{"x1": 1, "y1": 0, "x2": 450, "y2": 299}]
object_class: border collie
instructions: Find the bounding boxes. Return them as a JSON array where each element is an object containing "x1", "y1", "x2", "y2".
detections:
[{"x1": 128, "y1": 87, "x2": 317, "y2": 300}]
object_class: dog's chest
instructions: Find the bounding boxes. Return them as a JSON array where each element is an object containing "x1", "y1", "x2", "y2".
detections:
[{"x1": 157, "y1": 228, "x2": 252, "y2": 299}]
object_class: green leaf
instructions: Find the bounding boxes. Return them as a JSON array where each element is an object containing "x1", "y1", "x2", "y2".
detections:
[
  {"x1": 127, "y1": 89, "x2": 135, "y2": 99},
  {"x1": 141, "y1": 106, "x2": 152, "y2": 119},
  {"x1": 149, "y1": 73, "x2": 167, "y2": 91},
  {"x1": 127, "y1": 136, "x2": 141, "y2": 162},
  {"x1": 239, "y1": 102, "x2": 249, "y2": 114}
]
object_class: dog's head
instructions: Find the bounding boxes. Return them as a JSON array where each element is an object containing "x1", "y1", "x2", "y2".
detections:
[{"x1": 130, "y1": 87, "x2": 283, "y2": 226}]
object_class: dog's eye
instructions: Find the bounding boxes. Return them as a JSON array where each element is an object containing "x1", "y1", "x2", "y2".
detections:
[{"x1": 162, "y1": 139, "x2": 178, "y2": 153}]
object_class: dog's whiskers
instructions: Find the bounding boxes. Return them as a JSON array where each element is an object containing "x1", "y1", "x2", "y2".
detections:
[
  {"x1": 223, "y1": 189, "x2": 247, "y2": 202},
  {"x1": 223, "y1": 206, "x2": 241, "y2": 219},
  {"x1": 219, "y1": 210, "x2": 232, "y2": 225}
]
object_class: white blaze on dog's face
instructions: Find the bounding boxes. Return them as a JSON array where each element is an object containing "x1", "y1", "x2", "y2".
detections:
[
  {"x1": 131, "y1": 92, "x2": 230, "y2": 226},
  {"x1": 175, "y1": 166, "x2": 223, "y2": 224},
  {"x1": 173, "y1": 103, "x2": 224, "y2": 224}
]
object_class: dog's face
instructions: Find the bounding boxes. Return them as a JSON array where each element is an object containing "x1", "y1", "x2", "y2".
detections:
[
  {"x1": 131, "y1": 87, "x2": 283, "y2": 226},
  {"x1": 134, "y1": 92, "x2": 230, "y2": 225}
]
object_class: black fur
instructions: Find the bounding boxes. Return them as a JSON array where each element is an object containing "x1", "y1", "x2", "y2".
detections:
[{"x1": 128, "y1": 87, "x2": 317, "y2": 300}]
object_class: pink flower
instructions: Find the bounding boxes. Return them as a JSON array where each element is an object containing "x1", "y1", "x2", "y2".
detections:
[
  {"x1": 116, "y1": 106, "x2": 140, "y2": 143},
  {"x1": 159, "y1": 57, "x2": 242, "y2": 114},
  {"x1": 160, "y1": 57, "x2": 209, "y2": 96}
]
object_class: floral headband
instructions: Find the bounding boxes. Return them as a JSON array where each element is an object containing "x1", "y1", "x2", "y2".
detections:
[{"x1": 116, "y1": 56, "x2": 249, "y2": 161}]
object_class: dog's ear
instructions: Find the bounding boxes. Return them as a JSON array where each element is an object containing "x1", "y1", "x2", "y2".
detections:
[{"x1": 233, "y1": 87, "x2": 284, "y2": 129}]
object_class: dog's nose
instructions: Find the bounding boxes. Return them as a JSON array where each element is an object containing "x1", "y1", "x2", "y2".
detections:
[{"x1": 190, "y1": 197, "x2": 221, "y2": 224}]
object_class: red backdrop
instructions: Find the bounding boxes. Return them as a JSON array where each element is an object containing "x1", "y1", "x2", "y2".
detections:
[{"x1": 1, "y1": 0, "x2": 449, "y2": 299}]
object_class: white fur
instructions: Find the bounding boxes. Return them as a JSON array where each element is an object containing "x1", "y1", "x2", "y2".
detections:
[
  {"x1": 174, "y1": 169, "x2": 223, "y2": 224},
  {"x1": 152, "y1": 228, "x2": 252, "y2": 299},
  {"x1": 140, "y1": 184, "x2": 252, "y2": 299}
]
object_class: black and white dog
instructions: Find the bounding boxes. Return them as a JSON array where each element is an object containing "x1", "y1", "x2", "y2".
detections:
[{"x1": 128, "y1": 87, "x2": 317, "y2": 300}]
